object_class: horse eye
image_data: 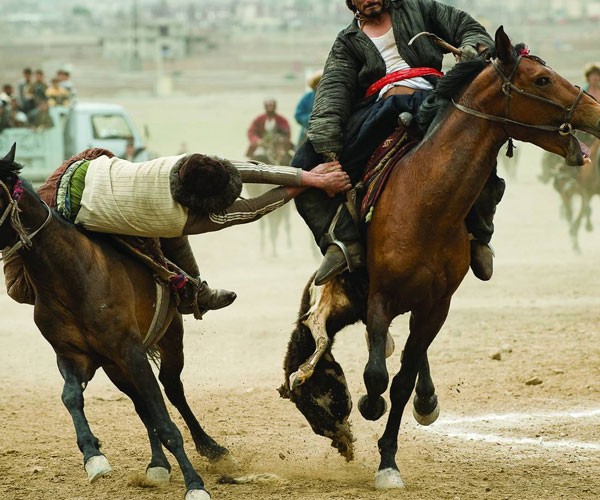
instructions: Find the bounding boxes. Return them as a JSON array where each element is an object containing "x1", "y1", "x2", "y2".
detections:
[{"x1": 535, "y1": 77, "x2": 551, "y2": 86}]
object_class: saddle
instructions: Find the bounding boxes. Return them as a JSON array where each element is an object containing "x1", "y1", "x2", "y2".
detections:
[{"x1": 354, "y1": 124, "x2": 420, "y2": 224}]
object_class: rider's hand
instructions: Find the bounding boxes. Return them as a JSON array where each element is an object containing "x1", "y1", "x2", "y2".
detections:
[
  {"x1": 311, "y1": 160, "x2": 342, "y2": 174},
  {"x1": 456, "y1": 45, "x2": 478, "y2": 62},
  {"x1": 319, "y1": 169, "x2": 351, "y2": 197}
]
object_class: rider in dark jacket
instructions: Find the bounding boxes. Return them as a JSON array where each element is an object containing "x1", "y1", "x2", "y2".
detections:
[{"x1": 293, "y1": 0, "x2": 505, "y2": 285}]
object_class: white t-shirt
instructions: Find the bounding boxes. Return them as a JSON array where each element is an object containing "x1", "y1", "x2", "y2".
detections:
[{"x1": 370, "y1": 27, "x2": 434, "y2": 99}]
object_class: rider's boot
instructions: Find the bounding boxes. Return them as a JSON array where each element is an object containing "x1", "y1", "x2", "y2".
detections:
[
  {"x1": 465, "y1": 167, "x2": 505, "y2": 282},
  {"x1": 160, "y1": 236, "x2": 236, "y2": 316},
  {"x1": 469, "y1": 239, "x2": 494, "y2": 281},
  {"x1": 314, "y1": 240, "x2": 365, "y2": 286}
]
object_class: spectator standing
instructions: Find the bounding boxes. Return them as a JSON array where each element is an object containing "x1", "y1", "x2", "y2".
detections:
[
  {"x1": 294, "y1": 70, "x2": 322, "y2": 145},
  {"x1": 46, "y1": 78, "x2": 70, "y2": 106},
  {"x1": 17, "y1": 67, "x2": 35, "y2": 114},
  {"x1": 32, "y1": 69, "x2": 48, "y2": 104},
  {"x1": 57, "y1": 69, "x2": 76, "y2": 101}
]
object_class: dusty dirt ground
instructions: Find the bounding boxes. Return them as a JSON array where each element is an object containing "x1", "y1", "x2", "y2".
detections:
[{"x1": 1, "y1": 94, "x2": 600, "y2": 500}]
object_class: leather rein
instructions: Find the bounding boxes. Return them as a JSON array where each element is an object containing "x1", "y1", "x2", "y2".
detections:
[
  {"x1": 452, "y1": 54, "x2": 585, "y2": 138},
  {"x1": 0, "y1": 179, "x2": 52, "y2": 261}
]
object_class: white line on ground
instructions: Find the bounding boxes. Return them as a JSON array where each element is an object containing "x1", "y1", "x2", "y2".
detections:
[{"x1": 419, "y1": 408, "x2": 600, "y2": 451}]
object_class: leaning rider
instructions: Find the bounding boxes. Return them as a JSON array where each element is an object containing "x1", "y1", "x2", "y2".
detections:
[
  {"x1": 4, "y1": 147, "x2": 349, "y2": 317},
  {"x1": 292, "y1": 0, "x2": 506, "y2": 285}
]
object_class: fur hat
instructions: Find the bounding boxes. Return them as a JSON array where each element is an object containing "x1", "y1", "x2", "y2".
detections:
[
  {"x1": 584, "y1": 62, "x2": 600, "y2": 79},
  {"x1": 170, "y1": 154, "x2": 242, "y2": 216}
]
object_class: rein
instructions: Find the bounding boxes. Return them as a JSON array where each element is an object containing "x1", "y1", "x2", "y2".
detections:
[
  {"x1": 452, "y1": 54, "x2": 585, "y2": 140},
  {"x1": 0, "y1": 179, "x2": 53, "y2": 260}
]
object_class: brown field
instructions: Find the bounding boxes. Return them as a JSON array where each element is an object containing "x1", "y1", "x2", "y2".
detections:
[{"x1": 1, "y1": 27, "x2": 600, "y2": 500}]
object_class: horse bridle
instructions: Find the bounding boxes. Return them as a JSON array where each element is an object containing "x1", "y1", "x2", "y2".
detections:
[
  {"x1": 0, "y1": 179, "x2": 52, "y2": 261},
  {"x1": 452, "y1": 54, "x2": 586, "y2": 137}
]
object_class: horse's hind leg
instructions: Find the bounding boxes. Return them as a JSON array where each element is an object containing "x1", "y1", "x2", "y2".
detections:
[
  {"x1": 118, "y1": 341, "x2": 209, "y2": 499},
  {"x1": 412, "y1": 353, "x2": 440, "y2": 426},
  {"x1": 57, "y1": 356, "x2": 111, "y2": 483},
  {"x1": 374, "y1": 299, "x2": 450, "y2": 490},
  {"x1": 102, "y1": 364, "x2": 172, "y2": 483},
  {"x1": 158, "y1": 317, "x2": 229, "y2": 463}
]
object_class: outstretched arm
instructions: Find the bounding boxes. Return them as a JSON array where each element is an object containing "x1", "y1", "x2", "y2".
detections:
[{"x1": 183, "y1": 161, "x2": 350, "y2": 235}]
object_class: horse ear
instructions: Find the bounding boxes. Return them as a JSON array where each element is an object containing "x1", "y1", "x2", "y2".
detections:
[
  {"x1": 1, "y1": 143, "x2": 17, "y2": 163},
  {"x1": 494, "y1": 26, "x2": 514, "y2": 65}
]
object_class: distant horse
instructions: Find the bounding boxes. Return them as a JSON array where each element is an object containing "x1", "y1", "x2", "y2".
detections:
[
  {"x1": 539, "y1": 135, "x2": 600, "y2": 252},
  {"x1": 0, "y1": 146, "x2": 226, "y2": 500},
  {"x1": 247, "y1": 130, "x2": 294, "y2": 257},
  {"x1": 280, "y1": 27, "x2": 600, "y2": 490}
]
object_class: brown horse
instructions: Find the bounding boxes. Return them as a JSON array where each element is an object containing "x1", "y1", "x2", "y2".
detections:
[
  {"x1": 247, "y1": 130, "x2": 295, "y2": 257},
  {"x1": 539, "y1": 136, "x2": 600, "y2": 252},
  {"x1": 280, "y1": 27, "x2": 600, "y2": 490},
  {"x1": 0, "y1": 146, "x2": 227, "y2": 499}
]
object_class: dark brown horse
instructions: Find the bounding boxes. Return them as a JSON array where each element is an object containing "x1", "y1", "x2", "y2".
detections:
[
  {"x1": 281, "y1": 27, "x2": 600, "y2": 490},
  {"x1": 0, "y1": 146, "x2": 227, "y2": 500}
]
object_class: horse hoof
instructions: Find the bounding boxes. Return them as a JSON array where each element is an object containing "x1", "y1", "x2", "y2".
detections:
[
  {"x1": 289, "y1": 371, "x2": 302, "y2": 390},
  {"x1": 85, "y1": 455, "x2": 112, "y2": 483},
  {"x1": 374, "y1": 468, "x2": 405, "y2": 490},
  {"x1": 185, "y1": 489, "x2": 211, "y2": 500},
  {"x1": 412, "y1": 401, "x2": 440, "y2": 426},
  {"x1": 146, "y1": 466, "x2": 171, "y2": 483},
  {"x1": 357, "y1": 394, "x2": 387, "y2": 421}
]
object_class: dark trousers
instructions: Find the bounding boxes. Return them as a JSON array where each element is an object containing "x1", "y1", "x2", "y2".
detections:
[{"x1": 292, "y1": 92, "x2": 505, "y2": 253}]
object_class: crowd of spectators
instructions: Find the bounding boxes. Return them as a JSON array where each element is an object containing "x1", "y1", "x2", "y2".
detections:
[{"x1": 0, "y1": 67, "x2": 76, "y2": 132}]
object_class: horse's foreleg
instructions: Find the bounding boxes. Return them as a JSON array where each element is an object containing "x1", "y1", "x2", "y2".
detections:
[
  {"x1": 57, "y1": 357, "x2": 111, "y2": 483},
  {"x1": 158, "y1": 319, "x2": 229, "y2": 463},
  {"x1": 374, "y1": 299, "x2": 450, "y2": 490},
  {"x1": 570, "y1": 192, "x2": 585, "y2": 253},
  {"x1": 583, "y1": 192, "x2": 593, "y2": 232},
  {"x1": 412, "y1": 354, "x2": 439, "y2": 426},
  {"x1": 103, "y1": 364, "x2": 172, "y2": 483},
  {"x1": 359, "y1": 295, "x2": 392, "y2": 422},
  {"x1": 119, "y1": 343, "x2": 208, "y2": 499}
]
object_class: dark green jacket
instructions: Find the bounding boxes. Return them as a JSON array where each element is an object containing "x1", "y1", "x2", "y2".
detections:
[{"x1": 307, "y1": 0, "x2": 493, "y2": 154}]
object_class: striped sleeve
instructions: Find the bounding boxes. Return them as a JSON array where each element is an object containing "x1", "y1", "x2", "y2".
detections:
[
  {"x1": 231, "y1": 160, "x2": 303, "y2": 186},
  {"x1": 183, "y1": 186, "x2": 290, "y2": 234}
]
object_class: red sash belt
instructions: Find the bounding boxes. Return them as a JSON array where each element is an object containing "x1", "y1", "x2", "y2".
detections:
[{"x1": 365, "y1": 67, "x2": 444, "y2": 97}]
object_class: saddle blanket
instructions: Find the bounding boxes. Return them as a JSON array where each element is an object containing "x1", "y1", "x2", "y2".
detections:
[{"x1": 359, "y1": 125, "x2": 419, "y2": 222}]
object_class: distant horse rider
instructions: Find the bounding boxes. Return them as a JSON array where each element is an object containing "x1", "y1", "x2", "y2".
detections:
[
  {"x1": 4, "y1": 147, "x2": 350, "y2": 318},
  {"x1": 291, "y1": 0, "x2": 506, "y2": 285},
  {"x1": 246, "y1": 98, "x2": 293, "y2": 158}
]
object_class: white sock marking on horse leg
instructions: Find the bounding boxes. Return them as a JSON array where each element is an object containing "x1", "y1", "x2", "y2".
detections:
[
  {"x1": 185, "y1": 489, "x2": 211, "y2": 500},
  {"x1": 374, "y1": 468, "x2": 404, "y2": 490},
  {"x1": 85, "y1": 455, "x2": 112, "y2": 483},
  {"x1": 146, "y1": 466, "x2": 171, "y2": 483}
]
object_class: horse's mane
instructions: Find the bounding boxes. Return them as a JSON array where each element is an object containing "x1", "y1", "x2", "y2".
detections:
[{"x1": 416, "y1": 43, "x2": 530, "y2": 134}]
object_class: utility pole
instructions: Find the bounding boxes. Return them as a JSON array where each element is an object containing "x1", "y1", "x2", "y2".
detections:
[{"x1": 131, "y1": 0, "x2": 141, "y2": 70}]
